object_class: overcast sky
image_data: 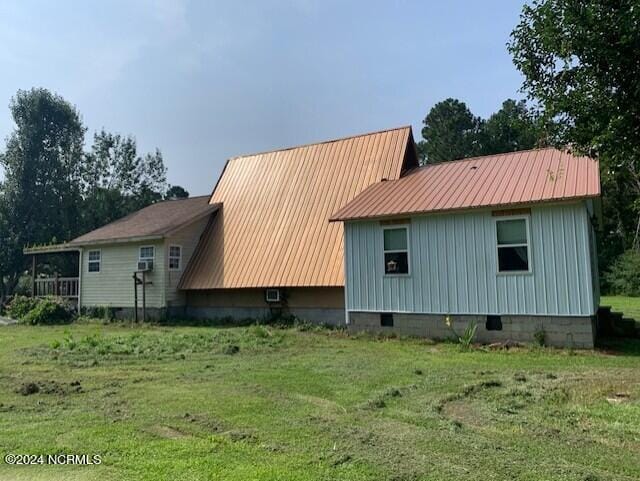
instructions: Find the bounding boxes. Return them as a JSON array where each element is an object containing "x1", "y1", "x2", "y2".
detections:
[{"x1": 0, "y1": 0, "x2": 526, "y2": 195}]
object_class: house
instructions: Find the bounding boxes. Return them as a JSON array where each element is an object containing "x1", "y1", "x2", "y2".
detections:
[
  {"x1": 23, "y1": 127, "x2": 602, "y2": 346},
  {"x1": 25, "y1": 196, "x2": 218, "y2": 319},
  {"x1": 330, "y1": 148, "x2": 601, "y2": 348},
  {"x1": 176, "y1": 126, "x2": 418, "y2": 323},
  {"x1": 24, "y1": 126, "x2": 419, "y2": 323}
]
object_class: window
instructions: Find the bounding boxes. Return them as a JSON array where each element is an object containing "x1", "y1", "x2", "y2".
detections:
[
  {"x1": 496, "y1": 217, "x2": 530, "y2": 272},
  {"x1": 168, "y1": 245, "x2": 182, "y2": 270},
  {"x1": 383, "y1": 226, "x2": 409, "y2": 275},
  {"x1": 88, "y1": 250, "x2": 101, "y2": 273},
  {"x1": 139, "y1": 246, "x2": 155, "y2": 269}
]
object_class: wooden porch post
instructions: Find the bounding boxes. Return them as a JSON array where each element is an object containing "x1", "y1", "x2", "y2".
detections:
[{"x1": 31, "y1": 255, "x2": 36, "y2": 297}]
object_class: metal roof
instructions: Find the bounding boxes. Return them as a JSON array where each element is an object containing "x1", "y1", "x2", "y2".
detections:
[
  {"x1": 179, "y1": 126, "x2": 416, "y2": 289},
  {"x1": 69, "y1": 196, "x2": 219, "y2": 246},
  {"x1": 331, "y1": 148, "x2": 600, "y2": 222}
]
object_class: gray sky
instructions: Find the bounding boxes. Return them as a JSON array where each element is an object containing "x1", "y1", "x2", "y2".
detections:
[{"x1": 0, "y1": 0, "x2": 526, "y2": 195}]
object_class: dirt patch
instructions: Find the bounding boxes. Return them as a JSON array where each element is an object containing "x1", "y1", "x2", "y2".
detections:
[
  {"x1": 441, "y1": 399, "x2": 487, "y2": 428},
  {"x1": 146, "y1": 424, "x2": 190, "y2": 439},
  {"x1": 15, "y1": 380, "x2": 82, "y2": 396}
]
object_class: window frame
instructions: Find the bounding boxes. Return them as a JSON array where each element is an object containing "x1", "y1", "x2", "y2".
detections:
[
  {"x1": 168, "y1": 244, "x2": 182, "y2": 271},
  {"x1": 382, "y1": 225, "x2": 410, "y2": 277},
  {"x1": 87, "y1": 249, "x2": 101, "y2": 273},
  {"x1": 138, "y1": 245, "x2": 155, "y2": 270},
  {"x1": 494, "y1": 215, "x2": 532, "y2": 275}
]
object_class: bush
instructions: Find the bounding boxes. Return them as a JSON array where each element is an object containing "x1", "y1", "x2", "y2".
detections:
[
  {"x1": 604, "y1": 250, "x2": 640, "y2": 296},
  {"x1": 6, "y1": 296, "x2": 39, "y2": 320},
  {"x1": 22, "y1": 297, "x2": 75, "y2": 325}
]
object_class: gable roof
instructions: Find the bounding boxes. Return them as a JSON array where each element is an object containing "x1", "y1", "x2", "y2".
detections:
[
  {"x1": 69, "y1": 196, "x2": 219, "y2": 246},
  {"x1": 179, "y1": 126, "x2": 417, "y2": 289},
  {"x1": 330, "y1": 148, "x2": 600, "y2": 222}
]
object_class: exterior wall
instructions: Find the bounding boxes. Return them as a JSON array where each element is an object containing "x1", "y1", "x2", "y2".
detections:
[
  {"x1": 80, "y1": 240, "x2": 165, "y2": 309},
  {"x1": 345, "y1": 202, "x2": 596, "y2": 317},
  {"x1": 182, "y1": 287, "x2": 345, "y2": 325},
  {"x1": 348, "y1": 312, "x2": 596, "y2": 348},
  {"x1": 164, "y1": 216, "x2": 211, "y2": 307}
]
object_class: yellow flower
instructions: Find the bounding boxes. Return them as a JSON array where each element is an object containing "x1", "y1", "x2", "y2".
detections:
[{"x1": 445, "y1": 315, "x2": 451, "y2": 327}]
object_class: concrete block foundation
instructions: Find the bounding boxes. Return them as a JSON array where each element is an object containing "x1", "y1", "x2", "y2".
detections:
[{"x1": 348, "y1": 311, "x2": 596, "y2": 348}]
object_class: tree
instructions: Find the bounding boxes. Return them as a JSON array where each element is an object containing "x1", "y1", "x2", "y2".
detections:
[
  {"x1": 480, "y1": 99, "x2": 543, "y2": 155},
  {"x1": 417, "y1": 98, "x2": 483, "y2": 164},
  {"x1": 165, "y1": 185, "x2": 189, "y2": 200},
  {"x1": 81, "y1": 130, "x2": 167, "y2": 232},
  {"x1": 509, "y1": 0, "x2": 640, "y2": 252},
  {"x1": 0, "y1": 88, "x2": 85, "y2": 298}
]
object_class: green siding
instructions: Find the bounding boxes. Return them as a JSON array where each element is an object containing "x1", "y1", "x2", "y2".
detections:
[
  {"x1": 164, "y1": 216, "x2": 210, "y2": 307},
  {"x1": 345, "y1": 202, "x2": 596, "y2": 316},
  {"x1": 81, "y1": 241, "x2": 166, "y2": 309}
]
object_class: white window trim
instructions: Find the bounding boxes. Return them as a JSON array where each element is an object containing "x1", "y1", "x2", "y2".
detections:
[
  {"x1": 168, "y1": 244, "x2": 182, "y2": 271},
  {"x1": 87, "y1": 249, "x2": 101, "y2": 274},
  {"x1": 139, "y1": 245, "x2": 155, "y2": 261},
  {"x1": 382, "y1": 225, "x2": 411, "y2": 277},
  {"x1": 495, "y1": 215, "x2": 532, "y2": 275}
]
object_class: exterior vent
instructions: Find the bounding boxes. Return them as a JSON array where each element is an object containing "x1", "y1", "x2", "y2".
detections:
[
  {"x1": 137, "y1": 260, "x2": 154, "y2": 272},
  {"x1": 486, "y1": 315, "x2": 502, "y2": 331},
  {"x1": 265, "y1": 288, "x2": 281, "y2": 303},
  {"x1": 380, "y1": 313, "x2": 394, "y2": 327}
]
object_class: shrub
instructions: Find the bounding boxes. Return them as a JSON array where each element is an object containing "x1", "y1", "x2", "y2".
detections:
[
  {"x1": 534, "y1": 330, "x2": 546, "y2": 347},
  {"x1": 22, "y1": 297, "x2": 75, "y2": 325},
  {"x1": 6, "y1": 296, "x2": 39, "y2": 320},
  {"x1": 444, "y1": 315, "x2": 477, "y2": 350},
  {"x1": 604, "y1": 249, "x2": 640, "y2": 296}
]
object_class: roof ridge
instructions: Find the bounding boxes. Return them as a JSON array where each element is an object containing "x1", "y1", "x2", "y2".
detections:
[
  {"x1": 228, "y1": 125, "x2": 412, "y2": 161},
  {"x1": 158, "y1": 194, "x2": 211, "y2": 202},
  {"x1": 409, "y1": 147, "x2": 568, "y2": 173}
]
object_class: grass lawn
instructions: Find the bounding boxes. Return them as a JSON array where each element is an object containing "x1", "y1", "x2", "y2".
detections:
[
  {"x1": 601, "y1": 295, "x2": 640, "y2": 323},
  {"x1": 1, "y1": 323, "x2": 639, "y2": 481}
]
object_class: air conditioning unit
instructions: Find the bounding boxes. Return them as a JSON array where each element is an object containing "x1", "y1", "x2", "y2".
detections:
[
  {"x1": 137, "y1": 260, "x2": 154, "y2": 272},
  {"x1": 265, "y1": 288, "x2": 281, "y2": 303}
]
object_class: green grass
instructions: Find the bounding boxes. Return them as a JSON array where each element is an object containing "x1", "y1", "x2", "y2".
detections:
[
  {"x1": 1, "y1": 323, "x2": 640, "y2": 481},
  {"x1": 601, "y1": 295, "x2": 640, "y2": 322}
]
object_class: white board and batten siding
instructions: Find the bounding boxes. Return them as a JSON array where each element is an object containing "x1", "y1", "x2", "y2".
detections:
[{"x1": 344, "y1": 201, "x2": 598, "y2": 317}]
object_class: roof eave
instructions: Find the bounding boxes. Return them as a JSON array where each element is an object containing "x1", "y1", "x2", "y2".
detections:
[{"x1": 330, "y1": 195, "x2": 602, "y2": 222}]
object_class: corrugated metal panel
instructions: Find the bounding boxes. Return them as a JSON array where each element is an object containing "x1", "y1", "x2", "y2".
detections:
[
  {"x1": 345, "y1": 202, "x2": 595, "y2": 316},
  {"x1": 332, "y1": 148, "x2": 600, "y2": 221},
  {"x1": 180, "y1": 126, "x2": 414, "y2": 289}
]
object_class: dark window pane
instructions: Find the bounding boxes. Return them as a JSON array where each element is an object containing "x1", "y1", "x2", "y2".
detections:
[
  {"x1": 385, "y1": 252, "x2": 408, "y2": 274},
  {"x1": 497, "y1": 219, "x2": 527, "y2": 245},
  {"x1": 88, "y1": 262, "x2": 100, "y2": 273},
  {"x1": 384, "y1": 228, "x2": 407, "y2": 250},
  {"x1": 498, "y1": 246, "x2": 528, "y2": 271}
]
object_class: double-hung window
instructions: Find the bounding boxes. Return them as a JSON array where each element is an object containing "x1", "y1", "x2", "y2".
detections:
[
  {"x1": 383, "y1": 226, "x2": 409, "y2": 275},
  {"x1": 88, "y1": 250, "x2": 101, "y2": 273},
  {"x1": 496, "y1": 217, "x2": 530, "y2": 273},
  {"x1": 139, "y1": 246, "x2": 155, "y2": 269},
  {"x1": 168, "y1": 245, "x2": 182, "y2": 270}
]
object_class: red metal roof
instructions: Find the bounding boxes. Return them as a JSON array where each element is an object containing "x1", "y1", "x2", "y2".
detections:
[
  {"x1": 179, "y1": 126, "x2": 417, "y2": 289},
  {"x1": 331, "y1": 148, "x2": 600, "y2": 221}
]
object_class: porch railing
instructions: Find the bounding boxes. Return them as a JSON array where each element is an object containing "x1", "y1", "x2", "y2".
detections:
[{"x1": 34, "y1": 277, "x2": 79, "y2": 299}]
